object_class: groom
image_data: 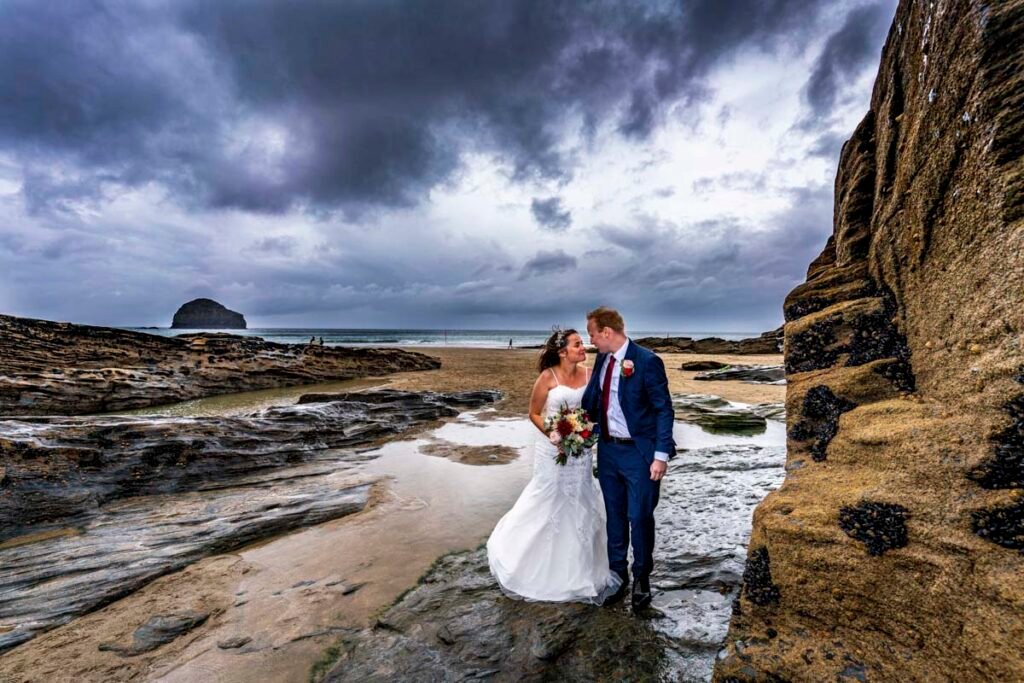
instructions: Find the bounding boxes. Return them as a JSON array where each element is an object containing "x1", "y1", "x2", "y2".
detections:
[{"x1": 583, "y1": 306, "x2": 675, "y2": 609}]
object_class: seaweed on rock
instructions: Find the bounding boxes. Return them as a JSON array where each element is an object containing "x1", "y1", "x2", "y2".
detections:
[
  {"x1": 838, "y1": 501, "x2": 910, "y2": 556},
  {"x1": 785, "y1": 315, "x2": 841, "y2": 374},
  {"x1": 741, "y1": 546, "x2": 781, "y2": 606},
  {"x1": 787, "y1": 386, "x2": 858, "y2": 462},
  {"x1": 968, "y1": 394, "x2": 1024, "y2": 489},
  {"x1": 971, "y1": 499, "x2": 1024, "y2": 551}
]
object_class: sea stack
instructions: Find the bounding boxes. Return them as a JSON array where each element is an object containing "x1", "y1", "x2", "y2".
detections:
[
  {"x1": 714, "y1": 1, "x2": 1024, "y2": 681},
  {"x1": 171, "y1": 298, "x2": 246, "y2": 329}
]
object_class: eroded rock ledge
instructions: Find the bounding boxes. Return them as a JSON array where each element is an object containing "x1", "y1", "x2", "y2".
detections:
[
  {"x1": 0, "y1": 389, "x2": 500, "y2": 654},
  {"x1": 714, "y1": 1, "x2": 1024, "y2": 680},
  {"x1": 0, "y1": 314, "x2": 440, "y2": 416}
]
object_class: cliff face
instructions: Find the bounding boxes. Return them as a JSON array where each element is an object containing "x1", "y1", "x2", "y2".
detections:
[{"x1": 715, "y1": 1, "x2": 1024, "y2": 681}]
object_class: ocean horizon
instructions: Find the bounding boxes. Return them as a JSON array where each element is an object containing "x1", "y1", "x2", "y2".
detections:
[{"x1": 121, "y1": 327, "x2": 765, "y2": 349}]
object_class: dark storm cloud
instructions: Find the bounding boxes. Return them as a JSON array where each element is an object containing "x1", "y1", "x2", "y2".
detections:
[
  {"x1": 520, "y1": 249, "x2": 578, "y2": 279},
  {"x1": 803, "y1": 2, "x2": 894, "y2": 119},
  {"x1": 530, "y1": 197, "x2": 573, "y2": 231},
  {"x1": 244, "y1": 236, "x2": 298, "y2": 257},
  {"x1": 1, "y1": 0, "x2": 850, "y2": 216}
]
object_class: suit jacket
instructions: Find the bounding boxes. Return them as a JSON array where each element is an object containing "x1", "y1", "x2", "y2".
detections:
[{"x1": 582, "y1": 340, "x2": 676, "y2": 461}]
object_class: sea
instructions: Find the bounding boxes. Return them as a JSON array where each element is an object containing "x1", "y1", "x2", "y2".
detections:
[{"x1": 122, "y1": 328, "x2": 761, "y2": 348}]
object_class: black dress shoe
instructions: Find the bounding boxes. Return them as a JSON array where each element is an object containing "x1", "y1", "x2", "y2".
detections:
[
  {"x1": 631, "y1": 576, "x2": 652, "y2": 610},
  {"x1": 602, "y1": 581, "x2": 626, "y2": 606},
  {"x1": 603, "y1": 573, "x2": 629, "y2": 606}
]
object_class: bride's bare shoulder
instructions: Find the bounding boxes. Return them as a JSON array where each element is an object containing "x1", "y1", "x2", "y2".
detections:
[{"x1": 533, "y1": 368, "x2": 558, "y2": 390}]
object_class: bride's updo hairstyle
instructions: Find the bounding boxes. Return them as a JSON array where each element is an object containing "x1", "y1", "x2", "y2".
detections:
[{"x1": 538, "y1": 328, "x2": 578, "y2": 373}]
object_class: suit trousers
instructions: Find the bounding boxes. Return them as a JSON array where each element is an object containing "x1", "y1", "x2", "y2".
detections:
[{"x1": 597, "y1": 439, "x2": 660, "y2": 582}]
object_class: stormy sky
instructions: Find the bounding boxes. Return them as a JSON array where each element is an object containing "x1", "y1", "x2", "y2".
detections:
[{"x1": 0, "y1": 0, "x2": 896, "y2": 331}]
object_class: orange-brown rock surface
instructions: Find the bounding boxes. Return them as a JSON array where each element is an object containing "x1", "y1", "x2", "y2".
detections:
[
  {"x1": 0, "y1": 314, "x2": 440, "y2": 415},
  {"x1": 714, "y1": 1, "x2": 1024, "y2": 681}
]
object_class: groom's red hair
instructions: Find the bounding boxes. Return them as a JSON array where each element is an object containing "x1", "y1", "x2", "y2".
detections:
[{"x1": 586, "y1": 306, "x2": 625, "y2": 333}]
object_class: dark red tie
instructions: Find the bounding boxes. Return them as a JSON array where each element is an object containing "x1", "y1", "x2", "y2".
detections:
[{"x1": 601, "y1": 356, "x2": 615, "y2": 431}]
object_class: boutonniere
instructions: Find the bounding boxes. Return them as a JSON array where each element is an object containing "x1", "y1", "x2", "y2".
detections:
[{"x1": 621, "y1": 359, "x2": 635, "y2": 378}]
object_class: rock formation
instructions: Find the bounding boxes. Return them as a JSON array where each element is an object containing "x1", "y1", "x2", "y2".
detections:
[
  {"x1": 0, "y1": 390, "x2": 500, "y2": 653},
  {"x1": 693, "y1": 364, "x2": 786, "y2": 384},
  {"x1": 672, "y1": 394, "x2": 778, "y2": 436},
  {"x1": 715, "y1": 1, "x2": 1024, "y2": 680},
  {"x1": 636, "y1": 326, "x2": 783, "y2": 355},
  {"x1": 321, "y1": 548, "x2": 670, "y2": 682},
  {"x1": 171, "y1": 298, "x2": 246, "y2": 328},
  {"x1": 681, "y1": 360, "x2": 731, "y2": 371},
  {"x1": 0, "y1": 314, "x2": 440, "y2": 415}
]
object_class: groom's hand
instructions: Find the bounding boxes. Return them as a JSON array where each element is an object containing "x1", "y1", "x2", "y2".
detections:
[{"x1": 649, "y1": 459, "x2": 667, "y2": 481}]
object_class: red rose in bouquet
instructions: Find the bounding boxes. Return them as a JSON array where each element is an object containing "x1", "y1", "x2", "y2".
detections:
[{"x1": 544, "y1": 403, "x2": 599, "y2": 466}]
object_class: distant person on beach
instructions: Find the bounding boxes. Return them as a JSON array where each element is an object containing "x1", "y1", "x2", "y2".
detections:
[
  {"x1": 319, "y1": 336, "x2": 324, "y2": 346},
  {"x1": 508, "y1": 338, "x2": 513, "y2": 349},
  {"x1": 309, "y1": 335, "x2": 315, "y2": 345}
]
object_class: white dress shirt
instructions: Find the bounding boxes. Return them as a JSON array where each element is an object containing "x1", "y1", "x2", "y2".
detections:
[{"x1": 600, "y1": 339, "x2": 669, "y2": 462}]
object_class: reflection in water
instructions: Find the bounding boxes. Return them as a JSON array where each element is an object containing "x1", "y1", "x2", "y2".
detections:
[{"x1": 675, "y1": 419, "x2": 786, "y2": 450}]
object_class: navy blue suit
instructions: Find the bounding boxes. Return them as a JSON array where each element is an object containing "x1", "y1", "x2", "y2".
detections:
[{"x1": 582, "y1": 340, "x2": 675, "y2": 583}]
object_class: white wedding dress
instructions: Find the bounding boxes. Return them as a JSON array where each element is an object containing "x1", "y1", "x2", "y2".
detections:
[{"x1": 486, "y1": 372, "x2": 622, "y2": 603}]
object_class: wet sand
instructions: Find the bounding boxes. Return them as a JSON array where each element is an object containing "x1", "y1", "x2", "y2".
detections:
[{"x1": 0, "y1": 348, "x2": 783, "y2": 682}]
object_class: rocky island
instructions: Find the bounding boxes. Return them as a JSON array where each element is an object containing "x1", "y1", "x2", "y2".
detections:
[
  {"x1": 714, "y1": 0, "x2": 1024, "y2": 680},
  {"x1": 171, "y1": 298, "x2": 246, "y2": 329}
]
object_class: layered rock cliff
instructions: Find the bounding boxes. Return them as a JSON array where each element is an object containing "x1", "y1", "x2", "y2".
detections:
[
  {"x1": 715, "y1": 1, "x2": 1024, "y2": 681},
  {"x1": 0, "y1": 314, "x2": 440, "y2": 415}
]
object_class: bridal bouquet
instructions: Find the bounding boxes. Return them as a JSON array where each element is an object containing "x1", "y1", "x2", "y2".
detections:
[{"x1": 545, "y1": 404, "x2": 598, "y2": 465}]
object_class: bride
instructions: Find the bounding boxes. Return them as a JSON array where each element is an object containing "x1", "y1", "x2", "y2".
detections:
[{"x1": 486, "y1": 328, "x2": 624, "y2": 604}]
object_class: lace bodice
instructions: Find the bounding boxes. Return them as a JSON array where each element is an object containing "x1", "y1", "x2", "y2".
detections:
[{"x1": 542, "y1": 383, "x2": 587, "y2": 419}]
